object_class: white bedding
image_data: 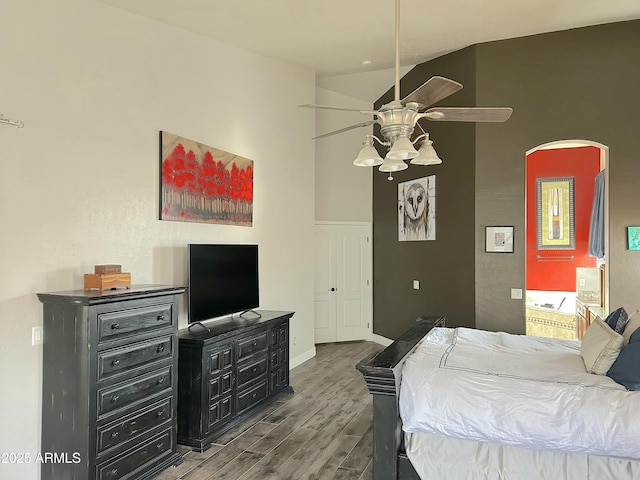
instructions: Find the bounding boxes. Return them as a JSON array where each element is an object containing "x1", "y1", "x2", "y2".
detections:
[
  {"x1": 405, "y1": 431, "x2": 640, "y2": 480},
  {"x1": 399, "y1": 327, "x2": 640, "y2": 459}
]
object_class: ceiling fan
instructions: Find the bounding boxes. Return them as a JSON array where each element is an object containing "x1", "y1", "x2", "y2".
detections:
[{"x1": 300, "y1": 0, "x2": 512, "y2": 179}]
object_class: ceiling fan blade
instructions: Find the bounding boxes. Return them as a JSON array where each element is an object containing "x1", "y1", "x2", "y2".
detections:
[
  {"x1": 400, "y1": 76, "x2": 463, "y2": 109},
  {"x1": 312, "y1": 120, "x2": 377, "y2": 140},
  {"x1": 299, "y1": 104, "x2": 378, "y2": 115},
  {"x1": 423, "y1": 107, "x2": 513, "y2": 122}
]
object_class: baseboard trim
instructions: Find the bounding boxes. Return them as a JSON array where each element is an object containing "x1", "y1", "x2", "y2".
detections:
[
  {"x1": 290, "y1": 346, "x2": 316, "y2": 369},
  {"x1": 372, "y1": 333, "x2": 393, "y2": 347}
]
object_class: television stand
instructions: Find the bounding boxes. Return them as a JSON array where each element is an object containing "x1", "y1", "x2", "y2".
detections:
[
  {"x1": 177, "y1": 310, "x2": 294, "y2": 452},
  {"x1": 187, "y1": 321, "x2": 211, "y2": 333},
  {"x1": 239, "y1": 309, "x2": 261, "y2": 318}
]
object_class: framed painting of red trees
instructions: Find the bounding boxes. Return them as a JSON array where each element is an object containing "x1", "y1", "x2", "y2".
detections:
[{"x1": 160, "y1": 131, "x2": 253, "y2": 226}]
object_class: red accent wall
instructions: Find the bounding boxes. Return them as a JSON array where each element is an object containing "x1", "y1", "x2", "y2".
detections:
[{"x1": 526, "y1": 146, "x2": 600, "y2": 291}]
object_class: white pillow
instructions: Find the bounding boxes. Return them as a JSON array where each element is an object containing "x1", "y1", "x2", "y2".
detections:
[{"x1": 580, "y1": 316, "x2": 624, "y2": 374}]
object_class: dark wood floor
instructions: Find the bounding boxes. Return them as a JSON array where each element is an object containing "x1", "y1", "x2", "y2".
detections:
[{"x1": 154, "y1": 340, "x2": 384, "y2": 480}]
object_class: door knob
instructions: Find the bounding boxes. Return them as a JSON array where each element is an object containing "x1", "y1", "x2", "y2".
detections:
[{"x1": 330, "y1": 288, "x2": 336, "y2": 292}]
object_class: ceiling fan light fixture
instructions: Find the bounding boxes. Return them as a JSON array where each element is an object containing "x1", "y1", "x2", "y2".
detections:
[
  {"x1": 386, "y1": 135, "x2": 419, "y2": 160},
  {"x1": 298, "y1": 0, "x2": 512, "y2": 180}
]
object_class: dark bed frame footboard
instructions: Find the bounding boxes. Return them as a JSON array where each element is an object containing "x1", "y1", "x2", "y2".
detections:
[{"x1": 356, "y1": 315, "x2": 445, "y2": 480}]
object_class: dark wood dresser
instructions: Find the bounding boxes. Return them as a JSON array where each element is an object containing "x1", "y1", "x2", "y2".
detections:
[
  {"x1": 177, "y1": 310, "x2": 294, "y2": 451},
  {"x1": 37, "y1": 285, "x2": 185, "y2": 480}
]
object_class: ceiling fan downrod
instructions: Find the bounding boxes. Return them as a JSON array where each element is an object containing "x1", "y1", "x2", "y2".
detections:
[{"x1": 394, "y1": 0, "x2": 401, "y2": 103}]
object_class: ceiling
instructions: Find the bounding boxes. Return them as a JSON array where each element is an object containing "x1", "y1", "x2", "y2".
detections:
[{"x1": 94, "y1": 0, "x2": 640, "y2": 101}]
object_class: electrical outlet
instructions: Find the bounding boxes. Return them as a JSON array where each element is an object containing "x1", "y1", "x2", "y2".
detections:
[
  {"x1": 293, "y1": 336, "x2": 297, "y2": 345},
  {"x1": 32, "y1": 326, "x2": 43, "y2": 346},
  {"x1": 413, "y1": 280, "x2": 420, "y2": 290},
  {"x1": 510, "y1": 288, "x2": 523, "y2": 300}
]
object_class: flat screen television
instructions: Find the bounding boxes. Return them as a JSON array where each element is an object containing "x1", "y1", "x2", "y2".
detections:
[{"x1": 187, "y1": 243, "x2": 259, "y2": 324}]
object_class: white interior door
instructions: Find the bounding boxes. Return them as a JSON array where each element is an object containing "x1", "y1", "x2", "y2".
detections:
[
  {"x1": 335, "y1": 228, "x2": 370, "y2": 342},
  {"x1": 314, "y1": 223, "x2": 371, "y2": 343},
  {"x1": 314, "y1": 228, "x2": 337, "y2": 344}
]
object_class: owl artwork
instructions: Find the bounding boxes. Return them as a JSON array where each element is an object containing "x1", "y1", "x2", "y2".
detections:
[{"x1": 398, "y1": 176, "x2": 436, "y2": 241}]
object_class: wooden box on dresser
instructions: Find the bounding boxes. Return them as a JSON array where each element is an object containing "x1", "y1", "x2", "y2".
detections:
[
  {"x1": 177, "y1": 310, "x2": 294, "y2": 452},
  {"x1": 37, "y1": 285, "x2": 185, "y2": 480}
]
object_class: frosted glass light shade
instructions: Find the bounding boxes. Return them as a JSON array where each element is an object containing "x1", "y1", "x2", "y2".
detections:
[
  {"x1": 386, "y1": 136, "x2": 419, "y2": 160},
  {"x1": 410, "y1": 140, "x2": 442, "y2": 165},
  {"x1": 378, "y1": 156, "x2": 408, "y2": 172},
  {"x1": 353, "y1": 145, "x2": 383, "y2": 167}
]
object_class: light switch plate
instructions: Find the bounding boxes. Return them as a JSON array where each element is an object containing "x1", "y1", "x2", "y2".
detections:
[
  {"x1": 510, "y1": 288, "x2": 523, "y2": 300},
  {"x1": 413, "y1": 280, "x2": 420, "y2": 290},
  {"x1": 32, "y1": 326, "x2": 43, "y2": 346}
]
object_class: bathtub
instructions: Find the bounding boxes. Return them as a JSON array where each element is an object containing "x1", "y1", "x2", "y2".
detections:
[{"x1": 525, "y1": 290, "x2": 577, "y2": 340}]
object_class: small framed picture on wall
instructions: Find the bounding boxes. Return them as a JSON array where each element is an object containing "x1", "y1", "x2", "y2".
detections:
[
  {"x1": 485, "y1": 226, "x2": 514, "y2": 253},
  {"x1": 628, "y1": 226, "x2": 640, "y2": 250}
]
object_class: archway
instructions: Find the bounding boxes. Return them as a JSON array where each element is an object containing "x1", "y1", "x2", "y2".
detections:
[{"x1": 524, "y1": 140, "x2": 609, "y2": 339}]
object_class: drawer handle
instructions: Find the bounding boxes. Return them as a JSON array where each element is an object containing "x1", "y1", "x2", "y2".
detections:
[
  {"x1": 157, "y1": 344, "x2": 165, "y2": 353},
  {"x1": 156, "y1": 376, "x2": 165, "y2": 385},
  {"x1": 252, "y1": 392, "x2": 258, "y2": 399},
  {"x1": 111, "y1": 359, "x2": 120, "y2": 367},
  {"x1": 110, "y1": 323, "x2": 120, "y2": 330},
  {"x1": 157, "y1": 315, "x2": 165, "y2": 322},
  {"x1": 110, "y1": 395, "x2": 119, "y2": 403},
  {"x1": 111, "y1": 468, "x2": 118, "y2": 476},
  {"x1": 252, "y1": 366, "x2": 258, "y2": 373},
  {"x1": 252, "y1": 340, "x2": 257, "y2": 347},
  {"x1": 157, "y1": 409, "x2": 165, "y2": 417},
  {"x1": 157, "y1": 442, "x2": 164, "y2": 450},
  {"x1": 110, "y1": 431, "x2": 119, "y2": 439}
]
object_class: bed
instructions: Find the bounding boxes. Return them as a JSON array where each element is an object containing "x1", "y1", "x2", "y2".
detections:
[{"x1": 356, "y1": 315, "x2": 640, "y2": 480}]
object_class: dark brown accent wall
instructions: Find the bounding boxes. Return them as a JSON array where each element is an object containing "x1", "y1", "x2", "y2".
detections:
[
  {"x1": 373, "y1": 20, "x2": 640, "y2": 339},
  {"x1": 373, "y1": 48, "x2": 477, "y2": 339}
]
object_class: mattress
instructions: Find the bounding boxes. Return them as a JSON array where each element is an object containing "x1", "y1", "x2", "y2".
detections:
[{"x1": 399, "y1": 327, "x2": 640, "y2": 458}]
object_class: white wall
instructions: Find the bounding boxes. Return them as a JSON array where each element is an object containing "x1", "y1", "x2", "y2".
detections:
[
  {"x1": 0, "y1": 0, "x2": 316, "y2": 477},
  {"x1": 314, "y1": 88, "x2": 373, "y2": 222},
  {"x1": 316, "y1": 65, "x2": 413, "y2": 103}
]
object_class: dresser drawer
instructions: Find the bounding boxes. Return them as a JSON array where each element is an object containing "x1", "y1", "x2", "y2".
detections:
[
  {"x1": 98, "y1": 336, "x2": 173, "y2": 380},
  {"x1": 98, "y1": 367, "x2": 172, "y2": 417},
  {"x1": 97, "y1": 398, "x2": 172, "y2": 454},
  {"x1": 237, "y1": 356, "x2": 267, "y2": 388},
  {"x1": 237, "y1": 332, "x2": 267, "y2": 360},
  {"x1": 237, "y1": 380, "x2": 268, "y2": 415},
  {"x1": 97, "y1": 428, "x2": 173, "y2": 480},
  {"x1": 98, "y1": 303, "x2": 173, "y2": 342}
]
